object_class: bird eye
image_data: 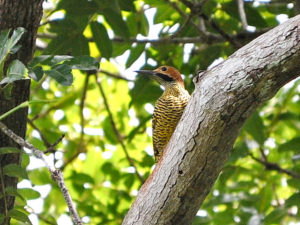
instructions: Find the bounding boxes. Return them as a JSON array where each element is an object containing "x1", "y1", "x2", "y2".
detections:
[{"x1": 161, "y1": 66, "x2": 167, "y2": 71}]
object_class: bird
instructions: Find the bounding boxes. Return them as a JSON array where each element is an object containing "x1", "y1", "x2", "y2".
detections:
[{"x1": 136, "y1": 66, "x2": 190, "y2": 162}]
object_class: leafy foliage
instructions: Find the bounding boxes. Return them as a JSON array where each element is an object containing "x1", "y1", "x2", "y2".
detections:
[{"x1": 1, "y1": 0, "x2": 299, "y2": 224}]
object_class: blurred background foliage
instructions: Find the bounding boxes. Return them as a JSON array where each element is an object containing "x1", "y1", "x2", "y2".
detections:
[{"x1": 8, "y1": 0, "x2": 300, "y2": 224}]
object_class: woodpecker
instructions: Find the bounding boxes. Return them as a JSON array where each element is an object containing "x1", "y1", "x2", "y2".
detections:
[{"x1": 136, "y1": 66, "x2": 190, "y2": 162}]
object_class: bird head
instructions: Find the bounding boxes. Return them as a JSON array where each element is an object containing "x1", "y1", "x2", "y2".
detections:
[{"x1": 135, "y1": 66, "x2": 184, "y2": 88}]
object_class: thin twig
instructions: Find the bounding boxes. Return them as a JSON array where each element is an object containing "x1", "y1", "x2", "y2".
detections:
[
  {"x1": 237, "y1": 0, "x2": 248, "y2": 30},
  {"x1": 0, "y1": 121, "x2": 83, "y2": 225},
  {"x1": 99, "y1": 70, "x2": 134, "y2": 82},
  {"x1": 169, "y1": 14, "x2": 193, "y2": 39},
  {"x1": 36, "y1": 28, "x2": 268, "y2": 50},
  {"x1": 94, "y1": 74, "x2": 145, "y2": 183},
  {"x1": 249, "y1": 153, "x2": 300, "y2": 180},
  {"x1": 27, "y1": 118, "x2": 51, "y2": 147},
  {"x1": 78, "y1": 74, "x2": 90, "y2": 144},
  {"x1": 179, "y1": 0, "x2": 242, "y2": 48},
  {"x1": 61, "y1": 75, "x2": 90, "y2": 170},
  {"x1": 44, "y1": 134, "x2": 65, "y2": 154},
  {"x1": 0, "y1": 101, "x2": 29, "y2": 121},
  {"x1": 28, "y1": 118, "x2": 65, "y2": 154},
  {"x1": 164, "y1": 0, "x2": 206, "y2": 38}
]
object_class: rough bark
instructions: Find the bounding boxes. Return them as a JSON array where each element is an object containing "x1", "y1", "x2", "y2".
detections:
[
  {"x1": 0, "y1": 0, "x2": 43, "y2": 223},
  {"x1": 0, "y1": 80, "x2": 30, "y2": 218},
  {"x1": 123, "y1": 15, "x2": 300, "y2": 225}
]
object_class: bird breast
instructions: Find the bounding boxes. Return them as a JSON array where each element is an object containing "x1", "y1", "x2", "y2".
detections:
[{"x1": 152, "y1": 90, "x2": 190, "y2": 154}]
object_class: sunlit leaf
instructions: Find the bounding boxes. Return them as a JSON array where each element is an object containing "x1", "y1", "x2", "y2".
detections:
[
  {"x1": 8, "y1": 209, "x2": 31, "y2": 224},
  {"x1": 45, "y1": 64, "x2": 73, "y2": 86},
  {"x1": 278, "y1": 137, "x2": 300, "y2": 152},
  {"x1": 243, "y1": 111, "x2": 265, "y2": 145},
  {"x1": 0, "y1": 60, "x2": 26, "y2": 84},
  {"x1": 90, "y1": 22, "x2": 113, "y2": 59},
  {"x1": 66, "y1": 55, "x2": 99, "y2": 70},
  {"x1": 18, "y1": 188, "x2": 41, "y2": 200},
  {"x1": 126, "y1": 44, "x2": 145, "y2": 68}
]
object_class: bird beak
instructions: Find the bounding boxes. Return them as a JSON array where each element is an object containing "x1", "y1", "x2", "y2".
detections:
[{"x1": 135, "y1": 70, "x2": 157, "y2": 76}]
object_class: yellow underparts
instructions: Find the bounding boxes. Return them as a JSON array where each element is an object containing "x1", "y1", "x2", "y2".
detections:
[{"x1": 153, "y1": 83, "x2": 190, "y2": 162}]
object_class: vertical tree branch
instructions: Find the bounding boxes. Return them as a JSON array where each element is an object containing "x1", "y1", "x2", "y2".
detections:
[{"x1": 237, "y1": 0, "x2": 248, "y2": 30}]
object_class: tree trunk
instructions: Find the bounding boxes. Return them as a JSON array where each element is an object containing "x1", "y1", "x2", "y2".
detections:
[
  {"x1": 0, "y1": 1, "x2": 43, "y2": 224},
  {"x1": 123, "y1": 15, "x2": 300, "y2": 225}
]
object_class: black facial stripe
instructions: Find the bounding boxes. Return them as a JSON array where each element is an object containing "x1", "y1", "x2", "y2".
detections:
[{"x1": 156, "y1": 73, "x2": 174, "y2": 82}]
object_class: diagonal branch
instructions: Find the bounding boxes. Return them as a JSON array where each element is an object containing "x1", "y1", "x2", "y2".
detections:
[
  {"x1": 249, "y1": 153, "x2": 300, "y2": 180},
  {"x1": 123, "y1": 15, "x2": 300, "y2": 225},
  {"x1": 0, "y1": 121, "x2": 83, "y2": 225},
  {"x1": 94, "y1": 74, "x2": 145, "y2": 183},
  {"x1": 61, "y1": 75, "x2": 90, "y2": 170},
  {"x1": 99, "y1": 69, "x2": 134, "y2": 82},
  {"x1": 179, "y1": 0, "x2": 242, "y2": 48}
]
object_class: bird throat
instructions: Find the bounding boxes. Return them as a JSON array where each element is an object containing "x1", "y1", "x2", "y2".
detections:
[{"x1": 163, "y1": 83, "x2": 187, "y2": 97}]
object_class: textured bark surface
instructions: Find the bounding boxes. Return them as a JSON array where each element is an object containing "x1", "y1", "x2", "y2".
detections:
[
  {"x1": 0, "y1": 0, "x2": 43, "y2": 223},
  {"x1": 123, "y1": 15, "x2": 300, "y2": 225},
  {"x1": 0, "y1": 80, "x2": 30, "y2": 216},
  {"x1": 0, "y1": 0, "x2": 43, "y2": 65}
]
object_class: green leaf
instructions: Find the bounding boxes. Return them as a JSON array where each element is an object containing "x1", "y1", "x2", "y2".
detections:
[
  {"x1": 0, "y1": 28, "x2": 25, "y2": 66},
  {"x1": 90, "y1": 22, "x2": 113, "y2": 59},
  {"x1": 18, "y1": 188, "x2": 41, "y2": 200},
  {"x1": 56, "y1": 0, "x2": 98, "y2": 15},
  {"x1": 8, "y1": 209, "x2": 32, "y2": 224},
  {"x1": 227, "y1": 142, "x2": 249, "y2": 164},
  {"x1": 264, "y1": 208, "x2": 286, "y2": 224},
  {"x1": 117, "y1": 0, "x2": 135, "y2": 11},
  {"x1": 0, "y1": 60, "x2": 26, "y2": 84},
  {"x1": 3, "y1": 164, "x2": 27, "y2": 179},
  {"x1": 287, "y1": 178, "x2": 300, "y2": 189},
  {"x1": 21, "y1": 152, "x2": 30, "y2": 168},
  {"x1": 9, "y1": 27, "x2": 26, "y2": 50},
  {"x1": 29, "y1": 55, "x2": 54, "y2": 67},
  {"x1": 126, "y1": 44, "x2": 145, "y2": 68},
  {"x1": 51, "y1": 55, "x2": 73, "y2": 65},
  {"x1": 129, "y1": 74, "x2": 162, "y2": 107},
  {"x1": 45, "y1": 64, "x2": 73, "y2": 86},
  {"x1": 98, "y1": 0, "x2": 130, "y2": 39},
  {"x1": 0, "y1": 147, "x2": 21, "y2": 154},
  {"x1": 154, "y1": 4, "x2": 176, "y2": 24},
  {"x1": 28, "y1": 66, "x2": 44, "y2": 81},
  {"x1": 69, "y1": 172, "x2": 95, "y2": 185},
  {"x1": 285, "y1": 192, "x2": 300, "y2": 207},
  {"x1": 5, "y1": 186, "x2": 24, "y2": 200},
  {"x1": 123, "y1": 174, "x2": 135, "y2": 189},
  {"x1": 278, "y1": 137, "x2": 300, "y2": 152},
  {"x1": 245, "y1": 5, "x2": 268, "y2": 28},
  {"x1": 0, "y1": 214, "x2": 4, "y2": 224},
  {"x1": 102, "y1": 118, "x2": 118, "y2": 144},
  {"x1": 66, "y1": 55, "x2": 99, "y2": 70},
  {"x1": 28, "y1": 168, "x2": 52, "y2": 185},
  {"x1": 45, "y1": 34, "x2": 90, "y2": 56},
  {"x1": 243, "y1": 112, "x2": 265, "y2": 145}
]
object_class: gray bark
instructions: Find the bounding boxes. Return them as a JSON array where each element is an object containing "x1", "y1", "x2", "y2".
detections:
[
  {"x1": 123, "y1": 15, "x2": 300, "y2": 225},
  {"x1": 0, "y1": 1, "x2": 43, "y2": 224}
]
